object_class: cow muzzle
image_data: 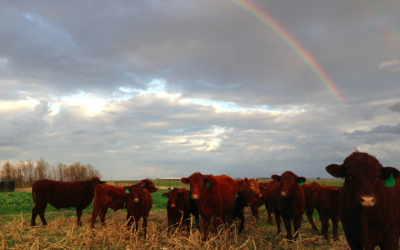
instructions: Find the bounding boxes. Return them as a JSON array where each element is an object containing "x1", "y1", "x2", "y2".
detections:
[
  {"x1": 281, "y1": 191, "x2": 288, "y2": 197},
  {"x1": 171, "y1": 204, "x2": 176, "y2": 208},
  {"x1": 134, "y1": 198, "x2": 139, "y2": 203},
  {"x1": 360, "y1": 196, "x2": 375, "y2": 207},
  {"x1": 192, "y1": 194, "x2": 200, "y2": 200}
]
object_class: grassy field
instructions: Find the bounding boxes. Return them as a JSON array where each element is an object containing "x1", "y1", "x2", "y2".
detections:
[{"x1": 0, "y1": 179, "x2": 352, "y2": 249}]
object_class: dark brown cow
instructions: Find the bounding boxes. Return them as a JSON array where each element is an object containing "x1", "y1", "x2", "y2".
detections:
[
  {"x1": 31, "y1": 177, "x2": 106, "y2": 226},
  {"x1": 302, "y1": 182, "x2": 320, "y2": 230},
  {"x1": 181, "y1": 172, "x2": 237, "y2": 241},
  {"x1": 90, "y1": 179, "x2": 157, "y2": 229},
  {"x1": 125, "y1": 184, "x2": 153, "y2": 238},
  {"x1": 313, "y1": 185, "x2": 341, "y2": 242},
  {"x1": 187, "y1": 190, "x2": 200, "y2": 227},
  {"x1": 162, "y1": 188, "x2": 192, "y2": 235},
  {"x1": 270, "y1": 171, "x2": 306, "y2": 240},
  {"x1": 249, "y1": 182, "x2": 272, "y2": 222},
  {"x1": 326, "y1": 151, "x2": 400, "y2": 249}
]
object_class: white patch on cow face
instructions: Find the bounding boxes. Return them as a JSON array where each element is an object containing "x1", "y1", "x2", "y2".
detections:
[{"x1": 360, "y1": 196, "x2": 375, "y2": 207}]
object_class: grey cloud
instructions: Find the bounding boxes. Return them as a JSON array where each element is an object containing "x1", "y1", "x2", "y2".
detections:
[{"x1": 388, "y1": 102, "x2": 400, "y2": 113}]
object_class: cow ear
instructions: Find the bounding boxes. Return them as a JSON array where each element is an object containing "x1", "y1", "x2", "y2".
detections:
[
  {"x1": 381, "y1": 167, "x2": 400, "y2": 180},
  {"x1": 244, "y1": 178, "x2": 249, "y2": 184},
  {"x1": 181, "y1": 178, "x2": 190, "y2": 184},
  {"x1": 86, "y1": 180, "x2": 91, "y2": 186},
  {"x1": 123, "y1": 186, "x2": 130, "y2": 193},
  {"x1": 296, "y1": 177, "x2": 306, "y2": 184},
  {"x1": 204, "y1": 177, "x2": 211, "y2": 187},
  {"x1": 326, "y1": 164, "x2": 345, "y2": 178},
  {"x1": 162, "y1": 193, "x2": 169, "y2": 198},
  {"x1": 255, "y1": 178, "x2": 258, "y2": 181},
  {"x1": 271, "y1": 175, "x2": 281, "y2": 181}
]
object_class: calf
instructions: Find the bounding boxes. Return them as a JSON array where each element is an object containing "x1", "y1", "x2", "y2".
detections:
[
  {"x1": 302, "y1": 182, "x2": 320, "y2": 230},
  {"x1": 270, "y1": 171, "x2": 306, "y2": 240},
  {"x1": 162, "y1": 188, "x2": 192, "y2": 235},
  {"x1": 249, "y1": 183, "x2": 272, "y2": 222},
  {"x1": 313, "y1": 185, "x2": 341, "y2": 242},
  {"x1": 233, "y1": 189, "x2": 253, "y2": 232},
  {"x1": 326, "y1": 151, "x2": 400, "y2": 249},
  {"x1": 181, "y1": 172, "x2": 237, "y2": 241},
  {"x1": 91, "y1": 179, "x2": 157, "y2": 229},
  {"x1": 125, "y1": 184, "x2": 153, "y2": 239},
  {"x1": 31, "y1": 177, "x2": 106, "y2": 226}
]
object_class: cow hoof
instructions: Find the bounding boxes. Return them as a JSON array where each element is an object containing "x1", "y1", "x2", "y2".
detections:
[{"x1": 238, "y1": 227, "x2": 244, "y2": 233}]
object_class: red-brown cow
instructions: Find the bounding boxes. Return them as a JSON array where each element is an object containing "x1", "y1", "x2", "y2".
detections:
[
  {"x1": 270, "y1": 171, "x2": 306, "y2": 240},
  {"x1": 31, "y1": 177, "x2": 106, "y2": 226},
  {"x1": 235, "y1": 178, "x2": 262, "y2": 198},
  {"x1": 90, "y1": 179, "x2": 157, "y2": 229},
  {"x1": 162, "y1": 188, "x2": 192, "y2": 235},
  {"x1": 181, "y1": 172, "x2": 237, "y2": 241},
  {"x1": 313, "y1": 185, "x2": 341, "y2": 242},
  {"x1": 125, "y1": 184, "x2": 153, "y2": 239},
  {"x1": 249, "y1": 182, "x2": 272, "y2": 222},
  {"x1": 302, "y1": 182, "x2": 320, "y2": 230},
  {"x1": 326, "y1": 151, "x2": 400, "y2": 249}
]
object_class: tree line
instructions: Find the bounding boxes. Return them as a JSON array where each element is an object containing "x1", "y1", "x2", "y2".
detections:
[{"x1": 1, "y1": 157, "x2": 102, "y2": 188}]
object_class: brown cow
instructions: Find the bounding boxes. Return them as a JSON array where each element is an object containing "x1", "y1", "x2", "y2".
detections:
[
  {"x1": 125, "y1": 184, "x2": 153, "y2": 239},
  {"x1": 31, "y1": 177, "x2": 106, "y2": 226},
  {"x1": 271, "y1": 171, "x2": 306, "y2": 240},
  {"x1": 162, "y1": 188, "x2": 192, "y2": 235},
  {"x1": 313, "y1": 185, "x2": 341, "y2": 242},
  {"x1": 181, "y1": 172, "x2": 237, "y2": 241},
  {"x1": 326, "y1": 151, "x2": 400, "y2": 249},
  {"x1": 302, "y1": 182, "x2": 320, "y2": 230},
  {"x1": 235, "y1": 178, "x2": 262, "y2": 197},
  {"x1": 91, "y1": 179, "x2": 157, "y2": 229},
  {"x1": 249, "y1": 182, "x2": 272, "y2": 222}
]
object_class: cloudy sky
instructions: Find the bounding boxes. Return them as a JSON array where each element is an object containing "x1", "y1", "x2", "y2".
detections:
[{"x1": 0, "y1": 0, "x2": 399, "y2": 180}]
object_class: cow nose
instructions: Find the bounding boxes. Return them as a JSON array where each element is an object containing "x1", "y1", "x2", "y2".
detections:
[
  {"x1": 259, "y1": 194, "x2": 262, "y2": 198},
  {"x1": 171, "y1": 204, "x2": 176, "y2": 208},
  {"x1": 360, "y1": 196, "x2": 375, "y2": 207},
  {"x1": 134, "y1": 198, "x2": 139, "y2": 203},
  {"x1": 192, "y1": 194, "x2": 199, "y2": 200},
  {"x1": 281, "y1": 191, "x2": 287, "y2": 196}
]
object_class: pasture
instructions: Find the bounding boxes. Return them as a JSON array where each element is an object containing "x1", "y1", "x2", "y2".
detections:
[{"x1": 0, "y1": 179, "x2": 355, "y2": 249}]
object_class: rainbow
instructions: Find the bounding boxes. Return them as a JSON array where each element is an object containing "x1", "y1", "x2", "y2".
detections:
[{"x1": 226, "y1": 0, "x2": 348, "y2": 112}]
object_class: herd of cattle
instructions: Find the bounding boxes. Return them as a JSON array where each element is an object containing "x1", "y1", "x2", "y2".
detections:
[{"x1": 29, "y1": 151, "x2": 400, "y2": 249}]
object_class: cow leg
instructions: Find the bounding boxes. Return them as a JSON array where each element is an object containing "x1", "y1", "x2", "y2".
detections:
[
  {"x1": 225, "y1": 206, "x2": 235, "y2": 231},
  {"x1": 193, "y1": 213, "x2": 200, "y2": 229},
  {"x1": 200, "y1": 214, "x2": 210, "y2": 242},
  {"x1": 282, "y1": 215, "x2": 293, "y2": 240},
  {"x1": 251, "y1": 206, "x2": 259, "y2": 220},
  {"x1": 143, "y1": 216, "x2": 148, "y2": 239},
  {"x1": 332, "y1": 217, "x2": 339, "y2": 241},
  {"x1": 99, "y1": 207, "x2": 108, "y2": 227},
  {"x1": 306, "y1": 207, "x2": 318, "y2": 230},
  {"x1": 379, "y1": 229, "x2": 399, "y2": 250},
  {"x1": 265, "y1": 202, "x2": 272, "y2": 223},
  {"x1": 38, "y1": 204, "x2": 48, "y2": 226},
  {"x1": 344, "y1": 232, "x2": 363, "y2": 250},
  {"x1": 320, "y1": 213, "x2": 330, "y2": 242},
  {"x1": 90, "y1": 206, "x2": 100, "y2": 229},
  {"x1": 76, "y1": 207, "x2": 83, "y2": 226},
  {"x1": 238, "y1": 210, "x2": 245, "y2": 233},
  {"x1": 31, "y1": 204, "x2": 42, "y2": 226},
  {"x1": 274, "y1": 208, "x2": 282, "y2": 235},
  {"x1": 293, "y1": 214, "x2": 302, "y2": 240}
]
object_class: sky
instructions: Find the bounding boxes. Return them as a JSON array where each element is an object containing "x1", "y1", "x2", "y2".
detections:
[{"x1": 0, "y1": 0, "x2": 399, "y2": 180}]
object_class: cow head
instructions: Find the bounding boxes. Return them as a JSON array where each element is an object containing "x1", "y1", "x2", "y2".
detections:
[
  {"x1": 87, "y1": 177, "x2": 106, "y2": 188},
  {"x1": 181, "y1": 172, "x2": 211, "y2": 200},
  {"x1": 272, "y1": 171, "x2": 306, "y2": 197},
  {"x1": 244, "y1": 178, "x2": 262, "y2": 198},
  {"x1": 124, "y1": 184, "x2": 144, "y2": 203},
  {"x1": 141, "y1": 178, "x2": 158, "y2": 193},
  {"x1": 162, "y1": 188, "x2": 188, "y2": 208},
  {"x1": 326, "y1": 151, "x2": 400, "y2": 208}
]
